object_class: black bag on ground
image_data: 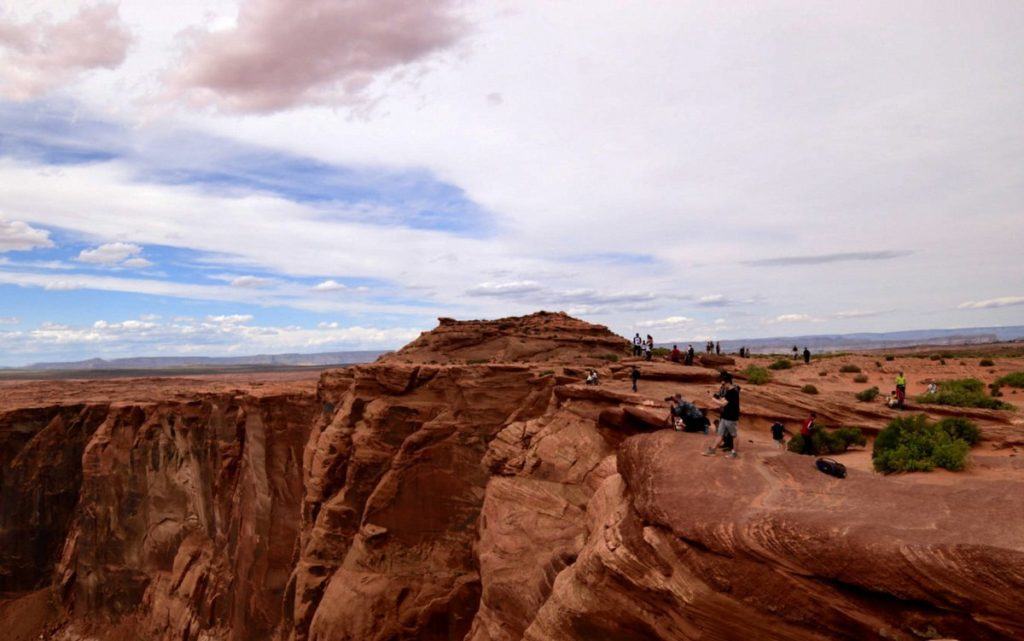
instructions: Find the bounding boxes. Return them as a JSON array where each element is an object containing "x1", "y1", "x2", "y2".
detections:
[{"x1": 815, "y1": 457, "x2": 846, "y2": 479}]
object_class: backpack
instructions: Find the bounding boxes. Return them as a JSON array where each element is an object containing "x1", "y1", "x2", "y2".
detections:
[{"x1": 815, "y1": 458, "x2": 846, "y2": 479}]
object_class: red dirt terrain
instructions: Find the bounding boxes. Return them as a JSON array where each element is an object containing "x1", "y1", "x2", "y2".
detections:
[{"x1": 1, "y1": 311, "x2": 1022, "y2": 640}]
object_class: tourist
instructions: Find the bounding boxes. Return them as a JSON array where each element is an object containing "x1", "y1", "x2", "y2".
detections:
[
  {"x1": 585, "y1": 370, "x2": 599, "y2": 385},
  {"x1": 632, "y1": 333, "x2": 643, "y2": 357},
  {"x1": 644, "y1": 343, "x2": 653, "y2": 361},
  {"x1": 926, "y1": 382, "x2": 938, "y2": 395},
  {"x1": 704, "y1": 372, "x2": 740, "y2": 458},
  {"x1": 800, "y1": 412, "x2": 817, "y2": 455},
  {"x1": 670, "y1": 344, "x2": 682, "y2": 362},
  {"x1": 886, "y1": 390, "x2": 900, "y2": 408},
  {"x1": 803, "y1": 347, "x2": 811, "y2": 364},
  {"x1": 715, "y1": 341, "x2": 721, "y2": 355},
  {"x1": 895, "y1": 371, "x2": 907, "y2": 409},
  {"x1": 792, "y1": 345, "x2": 799, "y2": 360},
  {"x1": 685, "y1": 344, "x2": 695, "y2": 366},
  {"x1": 631, "y1": 366, "x2": 640, "y2": 392},
  {"x1": 771, "y1": 421, "x2": 786, "y2": 449}
]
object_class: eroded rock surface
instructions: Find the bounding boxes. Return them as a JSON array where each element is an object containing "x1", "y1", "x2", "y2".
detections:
[{"x1": 2, "y1": 313, "x2": 1023, "y2": 641}]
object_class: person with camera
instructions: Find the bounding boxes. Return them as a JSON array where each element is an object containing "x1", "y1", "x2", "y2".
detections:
[{"x1": 704, "y1": 372, "x2": 740, "y2": 458}]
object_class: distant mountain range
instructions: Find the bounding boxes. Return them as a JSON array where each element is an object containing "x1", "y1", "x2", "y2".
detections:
[
  {"x1": 22, "y1": 351, "x2": 387, "y2": 371},
  {"x1": 672, "y1": 325, "x2": 1024, "y2": 354}
]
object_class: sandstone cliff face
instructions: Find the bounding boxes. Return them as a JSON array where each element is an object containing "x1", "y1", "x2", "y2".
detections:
[
  {"x1": 1, "y1": 392, "x2": 317, "y2": 641},
  {"x1": 2, "y1": 312, "x2": 1023, "y2": 641}
]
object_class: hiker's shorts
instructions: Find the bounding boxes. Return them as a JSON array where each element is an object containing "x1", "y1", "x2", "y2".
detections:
[{"x1": 718, "y1": 419, "x2": 738, "y2": 437}]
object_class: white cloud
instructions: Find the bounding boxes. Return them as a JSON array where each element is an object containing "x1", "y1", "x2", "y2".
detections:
[
  {"x1": 77, "y1": 242, "x2": 150, "y2": 268},
  {"x1": 0, "y1": 316, "x2": 18, "y2": 325},
  {"x1": 636, "y1": 315, "x2": 695, "y2": 329},
  {"x1": 230, "y1": 275, "x2": 273, "y2": 288},
  {"x1": 958, "y1": 296, "x2": 1024, "y2": 310},
  {"x1": 0, "y1": 314, "x2": 421, "y2": 365},
  {"x1": 466, "y1": 280, "x2": 544, "y2": 297},
  {"x1": 0, "y1": 218, "x2": 53, "y2": 252},
  {"x1": 312, "y1": 279, "x2": 347, "y2": 292},
  {"x1": 767, "y1": 314, "x2": 817, "y2": 324}
]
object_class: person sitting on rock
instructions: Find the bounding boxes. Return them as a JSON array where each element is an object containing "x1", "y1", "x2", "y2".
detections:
[
  {"x1": 800, "y1": 411, "x2": 817, "y2": 455},
  {"x1": 771, "y1": 421, "x2": 786, "y2": 449},
  {"x1": 585, "y1": 370, "x2": 599, "y2": 385},
  {"x1": 670, "y1": 344, "x2": 682, "y2": 362},
  {"x1": 886, "y1": 390, "x2": 900, "y2": 408},
  {"x1": 926, "y1": 382, "x2": 938, "y2": 395}
]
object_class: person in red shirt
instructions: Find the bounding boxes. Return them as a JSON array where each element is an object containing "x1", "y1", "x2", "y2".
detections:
[
  {"x1": 670, "y1": 344, "x2": 681, "y2": 362},
  {"x1": 800, "y1": 411, "x2": 817, "y2": 455}
]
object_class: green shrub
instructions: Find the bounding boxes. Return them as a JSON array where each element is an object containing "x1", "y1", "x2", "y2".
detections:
[
  {"x1": 853, "y1": 374, "x2": 869, "y2": 383},
  {"x1": 839, "y1": 364, "x2": 862, "y2": 373},
  {"x1": 929, "y1": 354, "x2": 941, "y2": 361},
  {"x1": 935, "y1": 417, "x2": 981, "y2": 446},
  {"x1": 743, "y1": 365, "x2": 772, "y2": 385},
  {"x1": 768, "y1": 358, "x2": 792, "y2": 370},
  {"x1": 990, "y1": 383, "x2": 1003, "y2": 397},
  {"x1": 885, "y1": 355, "x2": 895, "y2": 361},
  {"x1": 979, "y1": 359, "x2": 995, "y2": 367},
  {"x1": 788, "y1": 426, "x2": 866, "y2": 455},
  {"x1": 651, "y1": 347, "x2": 670, "y2": 357},
  {"x1": 916, "y1": 378, "x2": 1012, "y2": 410},
  {"x1": 801, "y1": 384, "x2": 819, "y2": 394},
  {"x1": 874, "y1": 361, "x2": 882, "y2": 368},
  {"x1": 873, "y1": 414, "x2": 972, "y2": 474},
  {"x1": 855, "y1": 386, "x2": 880, "y2": 402},
  {"x1": 996, "y1": 371, "x2": 1024, "y2": 388},
  {"x1": 598, "y1": 353, "x2": 620, "y2": 362}
]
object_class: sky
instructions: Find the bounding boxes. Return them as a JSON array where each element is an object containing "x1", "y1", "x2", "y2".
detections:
[{"x1": 0, "y1": 0, "x2": 1022, "y2": 366}]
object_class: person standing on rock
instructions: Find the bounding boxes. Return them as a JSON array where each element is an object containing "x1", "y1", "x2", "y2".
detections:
[
  {"x1": 800, "y1": 411, "x2": 817, "y2": 455},
  {"x1": 704, "y1": 372, "x2": 740, "y2": 458},
  {"x1": 895, "y1": 371, "x2": 907, "y2": 409},
  {"x1": 715, "y1": 341, "x2": 721, "y2": 355},
  {"x1": 685, "y1": 344, "x2": 695, "y2": 366},
  {"x1": 803, "y1": 347, "x2": 811, "y2": 364},
  {"x1": 631, "y1": 366, "x2": 640, "y2": 392},
  {"x1": 633, "y1": 333, "x2": 643, "y2": 357}
]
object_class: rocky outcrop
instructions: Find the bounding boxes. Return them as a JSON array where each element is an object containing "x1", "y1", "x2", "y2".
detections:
[
  {"x1": 387, "y1": 312, "x2": 629, "y2": 364},
  {"x1": 2, "y1": 312, "x2": 1023, "y2": 641},
  {"x1": 522, "y1": 432, "x2": 1024, "y2": 640}
]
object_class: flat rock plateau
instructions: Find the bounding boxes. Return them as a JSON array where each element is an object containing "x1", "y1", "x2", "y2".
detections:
[{"x1": 1, "y1": 311, "x2": 1022, "y2": 641}]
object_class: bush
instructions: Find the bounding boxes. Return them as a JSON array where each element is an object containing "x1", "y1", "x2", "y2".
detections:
[
  {"x1": 885, "y1": 355, "x2": 895, "y2": 361},
  {"x1": 874, "y1": 361, "x2": 882, "y2": 368},
  {"x1": 929, "y1": 354, "x2": 941, "y2": 361},
  {"x1": 801, "y1": 384, "x2": 819, "y2": 395},
  {"x1": 979, "y1": 359, "x2": 995, "y2": 367},
  {"x1": 853, "y1": 374, "x2": 869, "y2": 383},
  {"x1": 788, "y1": 426, "x2": 866, "y2": 456},
  {"x1": 652, "y1": 347, "x2": 671, "y2": 357},
  {"x1": 916, "y1": 378, "x2": 1012, "y2": 410},
  {"x1": 839, "y1": 364, "x2": 862, "y2": 373},
  {"x1": 768, "y1": 359, "x2": 792, "y2": 370},
  {"x1": 855, "y1": 386, "x2": 880, "y2": 402},
  {"x1": 873, "y1": 414, "x2": 972, "y2": 473},
  {"x1": 935, "y1": 417, "x2": 981, "y2": 445},
  {"x1": 598, "y1": 353, "x2": 620, "y2": 362},
  {"x1": 996, "y1": 371, "x2": 1024, "y2": 388},
  {"x1": 743, "y1": 365, "x2": 772, "y2": 385}
]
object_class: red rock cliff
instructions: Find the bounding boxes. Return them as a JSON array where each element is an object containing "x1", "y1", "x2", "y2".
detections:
[{"x1": 2, "y1": 312, "x2": 1023, "y2": 641}]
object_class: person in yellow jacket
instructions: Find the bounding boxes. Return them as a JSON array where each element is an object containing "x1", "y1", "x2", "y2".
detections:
[{"x1": 895, "y1": 372, "x2": 907, "y2": 409}]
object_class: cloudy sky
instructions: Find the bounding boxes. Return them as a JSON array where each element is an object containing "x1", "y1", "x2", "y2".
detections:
[{"x1": 0, "y1": 1, "x2": 1022, "y2": 365}]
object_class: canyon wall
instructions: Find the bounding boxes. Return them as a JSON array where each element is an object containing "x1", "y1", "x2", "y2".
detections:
[{"x1": 1, "y1": 312, "x2": 1023, "y2": 640}]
